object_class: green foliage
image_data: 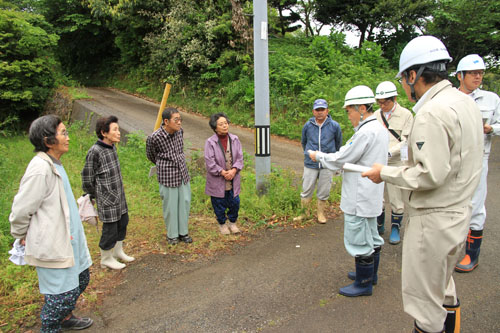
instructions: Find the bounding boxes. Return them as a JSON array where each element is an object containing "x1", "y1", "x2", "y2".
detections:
[
  {"x1": 36, "y1": 0, "x2": 118, "y2": 84},
  {"x1": 426, "y1": 0, "x2": 500, "y2": 66},
  {"x1": 0, "y1": 7, "x2": 59, "y2": 123}
]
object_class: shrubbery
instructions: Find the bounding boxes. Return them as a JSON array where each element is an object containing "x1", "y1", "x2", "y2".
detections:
[{"x1": 0, "y1": 6, "x2": 59, "y2": 125}]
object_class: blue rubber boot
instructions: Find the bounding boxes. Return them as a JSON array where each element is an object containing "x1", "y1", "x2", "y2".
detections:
[
  {"x1": 377, "y1": 209, "x2": 385, "y2": 235},
  {"x1": 389, "y1": 212, "x2": 403, "y2": 245},
  {"x1": 455, "y1": 229, "x2": 482, "y2": 273},
  {"x1": 347, "y1": 246, "x2": 381, "y2": 285},
  {"x1": 340, "y1": 254, "x2": 374, "y2": 297}
]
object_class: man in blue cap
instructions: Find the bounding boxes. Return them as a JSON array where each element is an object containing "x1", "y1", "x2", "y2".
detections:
[{"x1": 295, "y1": 98, "x2": 342, "y2": 223}]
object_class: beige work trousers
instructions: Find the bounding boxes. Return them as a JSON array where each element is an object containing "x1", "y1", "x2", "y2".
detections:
[
  {"x1": 402, "y1": 206, "x2": 470, "y2": 332},
  {"x1": 385, "y1": 182, "x2": 404, "y2": 214}
]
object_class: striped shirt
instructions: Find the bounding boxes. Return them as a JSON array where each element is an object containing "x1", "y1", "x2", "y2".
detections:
[{"x1": 146, "y1": 127, "x2": 190, "y2": 187}]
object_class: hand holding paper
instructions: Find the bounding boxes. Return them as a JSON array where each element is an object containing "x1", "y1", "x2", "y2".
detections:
[{"x1": 343, "y1": 163, "x2": 370, "y2": 173}]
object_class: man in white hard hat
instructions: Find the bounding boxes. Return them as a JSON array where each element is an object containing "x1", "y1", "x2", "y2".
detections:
[
  {"x1": 296, "y1": 99, "x2": 342, "y2": 223},
  {"x1": 374, "y1": 81, "x2": 414, "y2": 244},
  {"x1": 309, "y1": 86, "x2": 388, "y2": 297},
  {"x1": 454, "y1": 54, "x2": 500, "y2": 273},
  {"x1": 363, "y1": 36, "x2": 483, "y2": 333}
]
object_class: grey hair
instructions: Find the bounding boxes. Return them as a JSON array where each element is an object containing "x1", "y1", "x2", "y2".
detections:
[
  {"x1": 209, "y1": 113, "x2": 229, "y2": 132},
  {"x1": 29, "y1": 115, "x2": 62, "y2": 152}
]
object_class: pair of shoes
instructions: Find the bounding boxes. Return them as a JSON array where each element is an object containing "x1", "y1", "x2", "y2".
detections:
[
  {"x1": 61, "y1": 314, "x2": 93, "y2": 330},
  {"x1": 219, "y1": 224, "x2": 230, "y2": 235},
  {"x1": 179, "y1": 234, "x2": 193, "y2": 243},
  {"x1": 167, "y1": 237, "x2": 179, "y2": 245},
  {"x1": 228, "y1": 223, "x2": 240, "y2": 234}
]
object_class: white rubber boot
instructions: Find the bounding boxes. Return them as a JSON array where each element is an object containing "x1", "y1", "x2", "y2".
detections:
[
  {"x1": 113, "y1": 241, "x2": 135, "y2": 262},
  {"x1": 101, "y1": 249, "x2": 126, "y2": 270}
]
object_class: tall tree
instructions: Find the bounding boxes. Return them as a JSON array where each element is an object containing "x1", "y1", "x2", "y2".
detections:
[
  {"x1": 315, "y1": 0, "x2": 382, "y2": 47},
  {"x1": 314, "y1": 0, "x2": 433, "y2": 48},
  {"x1": 85, "y1": 0, "x2": 170, "y2": 67},
  {"x1": 35, "y1": 0, "x2": 117, "y2": 83},
  {"x1": 289, "y1": 0, "x2": 324, "y2": 37},
  {"x1": 269, "y1": 0, "x2": 301, "y2": 36},
  {"x1": 426, "y1": 0, "x2": 500, "y2": 66}
]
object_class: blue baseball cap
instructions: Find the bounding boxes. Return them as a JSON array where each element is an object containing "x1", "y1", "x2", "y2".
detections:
[{"x1": 313, "y1": 99, "x2": 328, "y2": 110}]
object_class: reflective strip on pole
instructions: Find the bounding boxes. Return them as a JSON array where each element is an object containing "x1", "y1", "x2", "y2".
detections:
[{"x1": 255, "y1": 125, "x2": 270, "y2": 156}]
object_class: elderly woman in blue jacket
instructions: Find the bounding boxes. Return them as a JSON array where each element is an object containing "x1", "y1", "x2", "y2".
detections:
[
  {"x1": 204, "y1": 113, "x2": 244, "y2": 235},
  {"x1": 10, "y1": 115, "x2": 93, "y2": 331}
]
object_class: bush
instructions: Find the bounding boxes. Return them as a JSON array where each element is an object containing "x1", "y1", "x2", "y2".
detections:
[{"x1": 0, "y1": 8, "x2": 59, "y2": 124}]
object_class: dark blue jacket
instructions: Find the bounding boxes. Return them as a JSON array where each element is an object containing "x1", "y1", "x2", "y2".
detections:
[{"x1": 301, "y1": 115, "x2": 342, "y2": 169}]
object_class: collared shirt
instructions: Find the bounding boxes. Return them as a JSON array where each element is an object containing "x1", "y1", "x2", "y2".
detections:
[
  {"x1": 469, "y1": 88, "x2": 500, "y2": 155},
  {"x1": 146, "y1": 127, "x2": 190, "y2": 187},
  {"x1": 381, "y1": 80, "x2": 484, "y2": 211},
  {"x1": 375, "y1": 103, "x2": 414, "y2": 164},
  {"x1": 316, "y1": 114, "x2": 388, "y2": 217}
]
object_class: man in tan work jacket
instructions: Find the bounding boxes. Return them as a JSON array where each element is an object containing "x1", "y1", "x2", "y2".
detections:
[
  {"x1": 374, "y1": 81, "x2": 414, "y2": 244},
  {"x1": 363, "y1": 36, "x2": 483, "y2": 333}
]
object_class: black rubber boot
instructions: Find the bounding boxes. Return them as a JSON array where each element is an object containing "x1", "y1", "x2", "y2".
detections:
[
  {"x1": 347, "y1": 246, "x2": 381, "y2": 285},
  {"x1": 377, "y1": 209, "x2": 385, "y2": 235},
  {"x1": 444, "y1": 299, "x2": 460, "y2": 333},
  {"x1": 455, "y1": 229, "x2": 482, "y2": 272},
  {"x1": 340, "y1": 254, "x2": 374, "y2": 297}
]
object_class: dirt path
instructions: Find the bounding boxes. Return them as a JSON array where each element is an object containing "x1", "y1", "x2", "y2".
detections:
[
  {"x1": 75, "y1": 88, "x2": 499, "y2": 332},
  {"x1": 74, "y1": 88, "x2": 304, "y2": 174}
]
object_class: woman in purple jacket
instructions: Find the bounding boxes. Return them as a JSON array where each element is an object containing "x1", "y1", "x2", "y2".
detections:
[{"x1": 204, "y1": 113, "x2": 244, "y2": 235}]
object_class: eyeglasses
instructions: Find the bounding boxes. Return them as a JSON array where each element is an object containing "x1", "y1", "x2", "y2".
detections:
[
  {"x1": 314, "y1": 108, "x2": 327, "y2": 112},
  {"x1": 58, "y1": 130, "x2": 69, "y2": 137},
  {"x1": 466, "y1": 71, "x2": 484, "y2": 77},
  {"x1": 377, "y1": 99, "x2": 391, "y2": 106},
  {"x1": 171, "y1": 117, "x2": 182, "y2": 123}
]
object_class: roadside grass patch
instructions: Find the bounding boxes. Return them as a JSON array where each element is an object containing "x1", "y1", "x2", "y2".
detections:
[{"x1": 0, "y1": 121, "x2": 340, "y2": 331}]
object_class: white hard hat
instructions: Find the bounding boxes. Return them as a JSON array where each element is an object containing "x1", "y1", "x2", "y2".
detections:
[
  {"x1": 343, "y1": 85, "x2": 376, "y2": 108},
  {"x1": 456, "y1": 54, "x2": 486, "y2": 72},
  {"x1": 397, "y1": 35, "x2": 452, "y2": 78},
  {"x1": 376, "y1": 81, "x2": 398, "y2": 99}
]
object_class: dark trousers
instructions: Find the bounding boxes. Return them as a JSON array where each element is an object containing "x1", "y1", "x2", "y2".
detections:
[
  {"x1": 40, "y1": 268, "x2": 90, "y2": 332},
  {"x1": 99, "y1": 212, "x2": 129, "y2": 250},
  {"x1": 211, "y1": 190, "x2": 240, "y2": 225}
]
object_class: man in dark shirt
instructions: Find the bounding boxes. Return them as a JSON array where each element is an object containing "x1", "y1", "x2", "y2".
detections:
[{"x1": 146, "y1": 107, "x2": 192, "y2": 245}]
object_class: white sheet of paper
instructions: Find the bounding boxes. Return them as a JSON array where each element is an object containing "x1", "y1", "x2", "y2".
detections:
[{"x1": 343, "y1": 163, "x2": 370, "y2": 173}]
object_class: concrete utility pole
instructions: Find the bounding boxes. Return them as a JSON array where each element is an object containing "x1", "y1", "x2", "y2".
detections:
[{"x1": 253, "y1": 0, "x2": 271, "y2": 195}]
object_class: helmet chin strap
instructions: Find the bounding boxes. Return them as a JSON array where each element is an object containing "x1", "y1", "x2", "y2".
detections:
[
  {"x1": 405, "y1": 66, "x2": 426, "y2": 101},
  {"x1": 354, "y1": 105, "x2": 364, "y2": 121}
]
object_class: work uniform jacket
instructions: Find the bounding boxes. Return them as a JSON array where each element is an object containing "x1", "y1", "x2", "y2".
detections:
[
  {"x1": 468, "y1": 88, "x2": 500, "y2": 157},
  {"x1": 380, "y1": 80, "x2": 484, "y2": 211},
  {"x1": 374, "y1": 103, "x2": 413, "y2": 165},
  {"x1": 316, "y1": 114, "x2": 388, "y2": 218}
]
